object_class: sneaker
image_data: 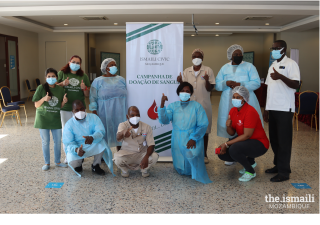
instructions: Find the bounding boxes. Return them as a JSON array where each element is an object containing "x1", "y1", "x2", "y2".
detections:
[
  {"x1": 74, "y1": 165, "x2": 83, "y2": 173},
  {"x1": 42, "y1": 165, "x2": 50, "y2": 171},
  {"x1": 225, "y1": 161, "x2": 236, "y2": 166},
  {"x1": 142, "y1": 172, "x2": 150, "y2": 178},
  {"x1": 239, "y1": 171, "x2": 256, "y2": 182},
  {"x1": 92, "y1": 164, "x2": 105, "y2": 175},
  {"x1": 239, "y1": 162, "x2": 257, "y2": 174},
  {"x1": 55, "y1": 163, "x2": 68, "y2": 168},
  {"x1": 204, "y1": 157, "x2": 209, "y2": 164},
  {"x1": 121, "y1": 171, "x2": 129, "y2": 178}
]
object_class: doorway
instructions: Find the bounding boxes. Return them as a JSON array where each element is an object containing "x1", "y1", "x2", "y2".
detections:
[{"x1": 0, "y1": 34, "x2": 20, "y2": 101}]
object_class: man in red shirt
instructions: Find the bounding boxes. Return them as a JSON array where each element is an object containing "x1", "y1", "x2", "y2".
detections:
[{"x1": 217, "y1": 86, "x2": 269, "y2": 182}]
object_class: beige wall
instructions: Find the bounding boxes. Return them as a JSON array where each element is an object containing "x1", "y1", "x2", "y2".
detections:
[
  {"x1": 38, "y1": 32, "x2": 86, "y2": 84},
  {"x1": 93, "y1": 33, "x2": 274, "y2": 81},
  {"x1": 0, "y1": 23, "x2": 38, "y2": 99},
  {"x1": 279, "y1": 29, "x2": 319, "y2": 92}
]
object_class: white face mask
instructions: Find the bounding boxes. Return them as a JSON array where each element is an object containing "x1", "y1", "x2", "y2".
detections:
[
  {"x1": 74, "y1": 111, "x2": 86, "y2": 120},
  {"x1": 192, "y1": 58, "x2": 202, "y2": 66},
  {"x1": 129, "y1": 116, "x2": 140, "y2": 125}
]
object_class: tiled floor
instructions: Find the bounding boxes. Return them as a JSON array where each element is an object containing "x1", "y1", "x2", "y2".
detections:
[{"x1": 0, "y1": 92, "x2": 318, "y2": 213}]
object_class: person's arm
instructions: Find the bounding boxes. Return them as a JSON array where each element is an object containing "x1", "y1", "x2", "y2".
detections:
[
  {"x1": 189, "y1": 104, "x2": 209, "y2": 142},
  {"x1": 62, "y1": 123, "x2": 80, "y2": 155},
  {"x1": 158, "y1": 94, "x2": 173, "y2": 125},
  {"x1": 61, "y1": 93, "x2": 68, "y2": 108},
  {"x1": 215, "y1": 66, "x2": 231, "y2": 91},
  {"x1": 34, "y1": 92, "x2": 51, "y2": 108},
  {"x1": 236, "y1": 64, "x2": 261, "y2": 91},
  {"x1": 91, "y1": 114, "x2": 106, "y2": 143},
  {"x1": 270, "y1": 67, "x2": 299, "y2": 89},
  {"x1": 83, "y1": 74, "x2": 91, "y2": 97},
  {"x1": 57, "y1": 71, "x2": 69, "y2": 87},
  {"x1": 226, "y1": 114, "x2": 236, "y2": 136},
  {"x1": 116, "y1": 123, "x2": 132, "y2": 142},
  {"x1": 89, "y1": 79, "x2": 98, "y2": 115}
]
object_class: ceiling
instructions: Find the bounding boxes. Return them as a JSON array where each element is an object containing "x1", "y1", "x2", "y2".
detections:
[{"x1": 0, "y1": 0, "x2": 318, "y2": 34}]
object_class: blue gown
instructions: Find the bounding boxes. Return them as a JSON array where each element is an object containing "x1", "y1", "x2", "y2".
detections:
[
  {"x1": 158, "y1": 101, "x2": 212, "y2": 184},
  {"x1": 89, "y1": 75, "x2": 127, "y2": 147},
  {"x1": 62, "y1": 113, "x2": 114, "y2": 177},
  {"x1": 215, "y1": 61, "x2": 263, "y2": 138}
]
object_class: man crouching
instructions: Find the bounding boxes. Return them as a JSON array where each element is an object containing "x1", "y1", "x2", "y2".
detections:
[{"x1": 114, "y1": 106, "x2": 159, "y2": 178}]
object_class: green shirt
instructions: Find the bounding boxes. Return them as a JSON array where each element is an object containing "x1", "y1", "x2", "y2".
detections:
[
  {"x1": 57, "y1": 71, "x2": 91, "y2": 111},
  {"x1": 32, "y1": 85, "x2": 65, "y2": 129}
]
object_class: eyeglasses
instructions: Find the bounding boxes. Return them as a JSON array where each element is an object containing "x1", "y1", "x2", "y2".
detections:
[{"x1": 270, "y1": 47, "x2": 283, "y2": 51}]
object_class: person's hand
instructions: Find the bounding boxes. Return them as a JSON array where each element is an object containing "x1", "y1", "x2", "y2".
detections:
[
  {"x1": 83, "y1": 136, "x2": 94, "y2": 145},
  {"x1": 186, "y1": 139, "x2": 196, "y2": 149},
  {"x1": 226, "y1": 115, "x2": 232, "y2": 127},
  {"x1": 203, "y1": 71, "x2": 209, "y2": 81},
  {"x1": 125, "y1": 126, "x2": 132, "y2": 138},
  {"x1": 218, "y1": 143, "x2": 227, "y2": 155},
  {"x1": 161, "y1": 93, "x2": 168, "y2": 108},
  {"x1": 43, "y1": 92, "x2": 51, "y2": 102},
  {"x1": 226, "y1": 80, "x2": 234, "y2": 88},
  {"x1": 270, "y1": 67, "x2": 283, "y2": 80},
  {"x1": 177, "y1": 72, "x2": 183, "y2": 83},
  {"x1": 92, "y1": 110, "x2": 98, "y2": 115},
  {"x1": 140, "y1": 156, "x2": 149, "y2": 169},
  {"x1": 63, "y1": 77, "x2": 69, "y2": 86},
  {"x1": 77, "y1": 145, "x2": 85, "y2": 157},
  {"x1": 81, "y1": 80, "x2": 86, "y2": 90},
  {"x1": 63, "y1": 93, "x2": 68, "y2": 103},
  {"x1": 263, "y1": 110, "x2": 269, "y2": 123}
]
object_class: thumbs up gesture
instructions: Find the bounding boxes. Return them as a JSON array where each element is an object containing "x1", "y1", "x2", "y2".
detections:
[
  {"x1": 77, "y1": 144, "x2": 86, "y2": 157},
  {"x1": 125, "y1": 126, "x2": 133, "y2": 138},
  {"x1": 63, "y1": 93, "x2": 68, "y2": 103},
  {"x1": 203, "y1": 71, "x2": 209, "y2": 81},
  {"x1": 80, "y1": 80, "x2": 86, "y2": 90},
  {"x1": 161, "y1": 93, "x2": 168, "y2": 108},
  {"x1": 63, "y1": 77, "x2": 70, "y2": 86},
  {"x1": 43, "y1": 92, "x2": 51, "y2": 102},
  {"x1": 177, "y1": 72, "x2": 183, "y2": 83},
  {"x1": 226, "y1": 115, "x2": 232, "y2": 127},
  {"x1": 270, "y1": 67, "x2": 282, "y2": 80}
]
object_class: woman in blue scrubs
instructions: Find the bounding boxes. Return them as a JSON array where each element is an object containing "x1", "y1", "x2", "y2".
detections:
[{"x1": 158, "y1": 82, "x2": 212, "y2": 184}]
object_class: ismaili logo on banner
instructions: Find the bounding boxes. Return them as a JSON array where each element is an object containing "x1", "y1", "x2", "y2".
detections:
[
  {"x1": 147, "y1": 100, "x2": 158, "y2": 120},
  {"x1": 147, "y1": 39, "x2": 163, "y2": 55}
]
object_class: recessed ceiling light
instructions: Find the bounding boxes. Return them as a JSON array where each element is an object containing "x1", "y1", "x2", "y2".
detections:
[
  {"x1": 215, "y1": 23, "x2": 219, "y2": 25},
  {"x1": 114, "y1": 23, "x2": 118, "y2": 25},
  {"x1": 191, "y1": 34, "x2": 195, "y2": 36},
  {"x1": 64, "y1": 24, "x2": 68, "y2": 26},
  {"x1": 215, "y1": 34, "x2": 219, "y2": 37},
  {"x1": 265, "y1": 23, "x2": 269, "y2": 25}
]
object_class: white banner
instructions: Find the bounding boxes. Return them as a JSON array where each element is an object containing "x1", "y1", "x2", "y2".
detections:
[{"x1": 126, "y1": 22, "x2": 183, "y2": 158}]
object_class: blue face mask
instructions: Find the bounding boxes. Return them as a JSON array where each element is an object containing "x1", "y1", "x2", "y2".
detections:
[
  {"x1": 232, "y1": 99, "x2": 244, "y2": 108},
  {"x1": 108, "y1": 66, "x2": 118, "y2": 75},
  {"x1": 46, "y1": 77, "x2": 57, "y2": 85},
  {"x1": 271, "y1": 48, "x2": 284, "y2": 60},
  {"x1": 70, "y1": 63, "x2": 80, "y2": 71},
  {"x1": 179, "y1": 92, "x2": 191, "y2": 102}
]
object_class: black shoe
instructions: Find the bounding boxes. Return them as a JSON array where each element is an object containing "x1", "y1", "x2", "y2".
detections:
[
  {"x1": 270, "y1": 174, "x2": 289, "y2": 182},
  {"x1": 265, "y1": 166, "x2": 278, "y2": 173},
  {"x1": 92, "y1": 164, "x2": 105, "y2": 175},
  {"x1": 75, "y1": 165, "x2": 83, "y2": 173}
]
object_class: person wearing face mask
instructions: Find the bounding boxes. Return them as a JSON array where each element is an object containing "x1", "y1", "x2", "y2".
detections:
[
  {"x1": 113, "y1": 106, "x2": 158, "y2": 178},
  {"x1": 89, "y1": 58, "x2": 127, "y2": 151},
  {"x1": 217, "y1": 86, "x2": 269, "y2": 182},
  {"x1": 215, "y1": 44, "x2": 263, "y2": 166},
  {"x1": 32, "y1": 68, "x2": 68, "y2": 171},
  {"x1": 57, "y1": 55, "x2": 91, "y2": 163},
  {"x1": 158, "y1": 82, "x2": 212, "y2": 184},
  {"x1": 264, "y1": 40, "x2": 300, "y2": 182},
  {"x1": 62, "y1": 100, "x2": 114, "y2": 177},
  {"x1": 177, "y1": 49, "x2": 215, "y2": 164}
]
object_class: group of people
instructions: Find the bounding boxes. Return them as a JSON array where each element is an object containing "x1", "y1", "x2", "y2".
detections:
[{"x1": 32, "y1": 39, "x2": 300, "y2": 184}]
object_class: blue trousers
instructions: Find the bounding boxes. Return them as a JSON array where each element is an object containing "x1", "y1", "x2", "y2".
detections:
[{"x1": 39, "y1": 129, "x2": 62, "y2": 164}]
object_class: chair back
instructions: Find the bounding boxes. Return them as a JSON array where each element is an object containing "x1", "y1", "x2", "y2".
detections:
[
  {"x1": 25, "y1": 79, "x2": 31, "y2": 90},
  {"x1": 0, "y1": 86, "x2": 12, "y2": 106},
  {"x1": 35, "y1": 78, "x2": 41, "y2": 87},
  {"x1": 298, "y1": 91, "x2": 318, "y2": 115}
]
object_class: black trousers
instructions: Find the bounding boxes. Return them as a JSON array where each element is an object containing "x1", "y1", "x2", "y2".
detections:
[
  {"x1": 269, "y1": 110, "x2": 294, "y2": 177},
  {"x1": 218, "y1": 139, "x2": 268, "y2": 174}
]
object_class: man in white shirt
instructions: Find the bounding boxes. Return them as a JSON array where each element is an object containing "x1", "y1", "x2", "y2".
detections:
[{"x1": 264, "y1": 40, "x2": 300, "y2": 182}]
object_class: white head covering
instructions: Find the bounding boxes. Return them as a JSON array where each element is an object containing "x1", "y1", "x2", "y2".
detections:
[
  {"x1": 101, "y1": 58, "x2": 116, "y2": 74},
  {"x1": 227, "y1": 44, "x2": 244, "y2": 60},
  {"x1": 232, "y1": 86, "x2": 250, "y2": 102}
]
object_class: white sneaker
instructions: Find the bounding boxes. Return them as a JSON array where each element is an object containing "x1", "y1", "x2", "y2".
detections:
[
  {"x1": 225, "y1": 161, "x2": 236, "y2": 166},
  {"x1": 239, "y1": 172, "x2": 256, "y2": 182},
  {"x1": 121, "y1": 171, "x2": 129, "y2": 178},
  {"x1": 142, "y1": 172, "x2": 150, "y2": 177},
  {"x1": 239, "y1": 162, "x2": 257, "y2": 174}
]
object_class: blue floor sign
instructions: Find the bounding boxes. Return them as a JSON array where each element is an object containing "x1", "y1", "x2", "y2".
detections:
[
  {"x1": 291, "y1": 183, "x2": 311, "y2": 189},
  {"x1": 45, "y1": 182, "x2": 64, "y2": 188}
]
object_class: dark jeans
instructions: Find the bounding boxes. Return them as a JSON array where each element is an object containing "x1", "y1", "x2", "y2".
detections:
[
  {"x1": 218, "y1": 139, "x2": 268, "y2": 174},
  {"x1": 269, "y1": 110, "x2": 294, "y2": 177}
]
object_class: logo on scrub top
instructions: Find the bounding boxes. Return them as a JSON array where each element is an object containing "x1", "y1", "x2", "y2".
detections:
[
  {"x1": 147, "y1": 100, "x2": 158, "y2": 120},
  {"x1": 147, "y1": 39, "x2": 163, "y2": 55},
  {"x1": 48, "y1": 96, "x2": 59, "y2": 107},
  {"x1": 69, "y1": 78, "x2": 80, "y2": 87}
]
